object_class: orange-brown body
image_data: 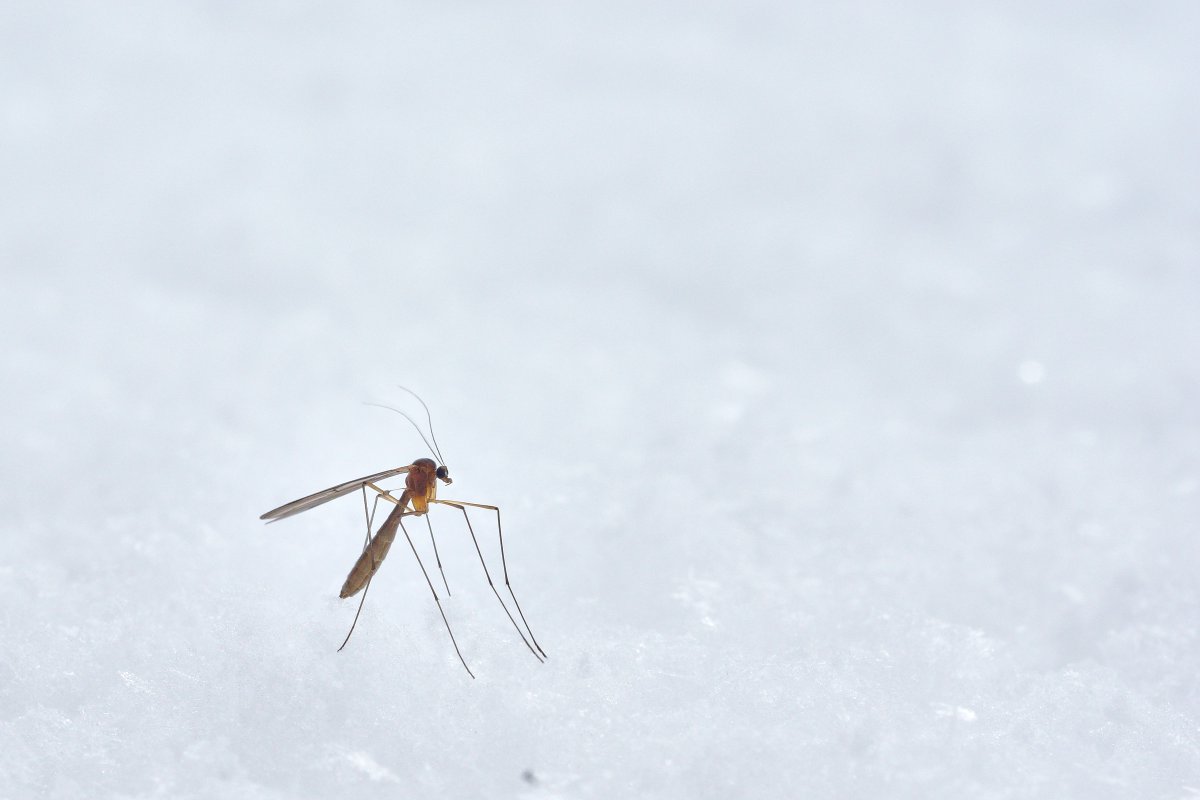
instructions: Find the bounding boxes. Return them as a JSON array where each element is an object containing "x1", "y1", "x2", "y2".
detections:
[{"x1": 402, "y1": 457, "x2": 441, "y2": 514}]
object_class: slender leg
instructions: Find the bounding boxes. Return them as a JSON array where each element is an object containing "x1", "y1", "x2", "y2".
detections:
[
  {"x1": 433, "y1": 499, "x2": 546, "y2": 658},
  {"x1": 339, "y1": 487, "x2": 403, "y2": 652},
  {"x1": 360, "y1": 486, "x2": 386, "y2": 550},
  {"x1": 397, "y1": 517, "x2": 475, "y2": 678},
  {"x1": 426, "y1": 514, "x2": 452, "y2": 597},
  {"x1": 366, "y1": 482, "x2": 404, "y2": 506},
  {"x1": 339, "y1": 487, "x2": 391, "y2": 651},
  {"x1": 437, "y1": 502, "x2": 543, "y2": 662},
  {"x1": 338, "y1": 577, "x2": 372, "y2": 651}
]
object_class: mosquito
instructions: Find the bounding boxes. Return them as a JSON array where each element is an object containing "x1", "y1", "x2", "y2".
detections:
[{"x1": 259, "y1": 389, "x2": 545, "y2": 678}]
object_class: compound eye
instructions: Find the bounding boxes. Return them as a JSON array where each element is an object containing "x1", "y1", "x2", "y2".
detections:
[{"x1": 435, "y1": 466, "x2": 449, "y2": 480}]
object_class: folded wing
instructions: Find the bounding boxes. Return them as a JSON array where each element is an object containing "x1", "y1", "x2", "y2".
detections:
[{"x1": 260, "y1": 466, "x2": 412, "y2": 522}]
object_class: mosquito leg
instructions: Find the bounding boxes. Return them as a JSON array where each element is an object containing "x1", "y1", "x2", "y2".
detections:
[
  {"x1": 434, "y1": 499, "x2": 546, "y2": 659},
  {"x1": 360, "y1": 487, "x2": 385, "y2": 551},
  {"x1": 339, "y1": 487, "x2": 413, "y2": 652},
  {"x1": 365, "y1": 482, "x2": 404, "y2": 506},
  {"x1": 425, "y1": 514, "x2": 452, "y2": 597},
  {"x1": 489, "y1": 505, "x2": 547, "y2": 659},
  {"x1": 341, "y1": 490, "x2": 389, "y2": 650},
  {"x1": 338, "y1": 575, "x2": 372, "y2": 652},
  {"x1": 437, "y1": 502, "x2": 542, "y2": 662},
  {"x1": 397, "y1": 517, "x2": 475, "y2": 679}
]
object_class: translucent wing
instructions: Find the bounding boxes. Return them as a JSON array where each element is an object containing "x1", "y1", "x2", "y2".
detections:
[{"x1": 260, "y1": 466, "x2": 413, "y2": 522}]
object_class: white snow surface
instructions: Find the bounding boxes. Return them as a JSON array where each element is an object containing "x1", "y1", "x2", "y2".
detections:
[{"x1": 2, "y1": 2, "x2": 1199, "y2": 798}]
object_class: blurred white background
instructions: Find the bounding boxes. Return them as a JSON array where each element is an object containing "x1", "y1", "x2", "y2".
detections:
[{"x1": 2, "y1": 2, "x2": 1198, "y2": 797}]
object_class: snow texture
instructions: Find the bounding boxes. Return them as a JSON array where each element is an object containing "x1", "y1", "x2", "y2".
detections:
[{"x1": 2, "y1": 2, "x2": 1199, "y2": 798}]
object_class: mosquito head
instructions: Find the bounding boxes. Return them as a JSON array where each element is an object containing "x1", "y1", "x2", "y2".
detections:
[{"x1": 436, "y1": 465, "x2": 452, "y2": 485}]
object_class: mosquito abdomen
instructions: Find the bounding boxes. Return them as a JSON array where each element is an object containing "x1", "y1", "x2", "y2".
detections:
[{"x1": 339, "y1": 501, "x2": 405, "y2": 598}]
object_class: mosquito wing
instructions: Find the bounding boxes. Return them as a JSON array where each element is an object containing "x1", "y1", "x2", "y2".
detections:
[{"x1": 260, "y1": 466, "x2": 413, "y2": 522}]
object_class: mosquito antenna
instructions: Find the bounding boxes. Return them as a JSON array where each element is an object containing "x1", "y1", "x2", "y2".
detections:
[
  {"x1": 364, "y1": 402, "x2": 439, "y2": 461},
  {"x1": 396, "y1": 386, "x2": 446, "y2": 464}
]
